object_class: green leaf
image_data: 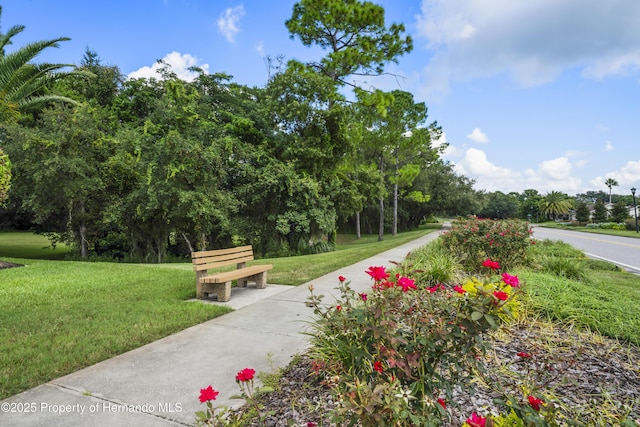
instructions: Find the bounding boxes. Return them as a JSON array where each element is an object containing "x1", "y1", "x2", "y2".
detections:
[
  {"x1": 471, "y1": 311, "x2": 483, "y2": 321},
  {"x1": 484, "y1": 314, "x2": 497, "y2": 328}
]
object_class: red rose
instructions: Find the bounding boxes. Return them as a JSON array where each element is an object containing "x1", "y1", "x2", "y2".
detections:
[
  {"x1": 199, "y1": 385, "x2": 219, "y2": 403},
  {"x1": 528, "y1": 395, "x2": 544, "y2": 411},
  {"x1": 466, "y1": 412, "x2": 486, "y2": 427},
  {"x1": 493, "y1": 290, "x2": 508, "y2": 301},
  {"x1": 397, "y1": 276, "x2": 416, "y2": 292},
  {"x1": 482, "y1": 258, "x2": 501, "y2": 270},
  {"x1": 235, "y1": 368, "x2": 256, "y2": 382},
  {"x1": 338, "y1": 275, "x2": 346, "y2": 282},
  {"x1": 365, "y1": 266, "x2": 390, "y2": 281},
  {"x1": 453, "y1": 285, "x2": 466, "y2": 294}
]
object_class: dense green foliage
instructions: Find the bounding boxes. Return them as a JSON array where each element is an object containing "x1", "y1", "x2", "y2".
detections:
[{"x1": 0, "y1": 1, "x2": 482, "y2": 261}]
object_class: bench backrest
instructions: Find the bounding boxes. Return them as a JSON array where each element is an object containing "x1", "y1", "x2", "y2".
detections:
[{"x1": 191, "y1": 245, "x2": 254, "y2": 272}]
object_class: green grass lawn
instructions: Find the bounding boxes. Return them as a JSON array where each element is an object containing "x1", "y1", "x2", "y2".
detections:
[
  {"x1": 539, "y1": 221, "x2": 640, "y2": 238},
  {"x1": 516, "y1": 240, "x2": 640, "y2": 346},
  {"x1": 0, "y1": 226, "x2": 439, "y2": 399},
  {"x1": 0, "y1": 231, "x2": 71, "y2": 259}
]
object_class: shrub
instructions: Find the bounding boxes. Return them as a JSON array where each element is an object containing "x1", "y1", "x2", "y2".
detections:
[
  {"x1": 305, "y1": 264, "x2": 522, "y2": 426},
  {"x1": 440, "y1": 218, "x2": 534, "y2": 273}
]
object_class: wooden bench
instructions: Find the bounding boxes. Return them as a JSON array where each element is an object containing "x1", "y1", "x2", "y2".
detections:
[{"x1": 191, "y1": 245, "x2": 272, "y2": 302}]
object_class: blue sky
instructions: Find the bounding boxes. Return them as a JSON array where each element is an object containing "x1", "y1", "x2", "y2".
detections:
[{"x1": 3, "y1": 0, "x2": 640, "y2": 196}]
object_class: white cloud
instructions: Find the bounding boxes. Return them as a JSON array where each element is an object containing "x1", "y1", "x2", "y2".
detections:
[
  {"x1": 605, "y1": 141, "x2": 614, "y2": 151},
  {"x1": 443, "y1": 146, "x2": 585, "y2": 193},
  {"x1": 539, "y1": 157, "x2": 572, "y2": 181},
  {"x1": 415, "y1": 0, "x2": 640, "y2": 98},
  {"x1": 466, "y1": 128, "x2": 489, "y2": 143},
  {"x1": 454, "y1": 148, "x2": 515, "y2": 184},
  {"x1": 590, "y1": 160, "x2": 640, "y2": 189},
  {"x1": 127, "y1": 52, "x2": 210, "y2": 82},
  {"x1": 218, "y1": 5, "x2": 245, "y2": 43}
]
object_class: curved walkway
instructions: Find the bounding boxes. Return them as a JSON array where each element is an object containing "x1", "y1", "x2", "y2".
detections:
[{"x1": 1, "y1": 230, "x2": 442, "y2": 426}]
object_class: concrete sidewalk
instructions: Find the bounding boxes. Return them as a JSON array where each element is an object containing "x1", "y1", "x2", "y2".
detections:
[{"x1": 1, "y1": 231, "x2": 442, "y2": 426}]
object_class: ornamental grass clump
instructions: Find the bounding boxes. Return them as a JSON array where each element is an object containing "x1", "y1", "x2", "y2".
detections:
[
  {"x1": 305, "y1": 261, "x2": 523, "y2": 427},
  {"x1": 440, "y1": 218, "x2": 534, "y2": 273}
]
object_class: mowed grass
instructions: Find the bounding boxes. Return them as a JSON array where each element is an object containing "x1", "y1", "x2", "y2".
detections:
[
  {"x1": 0, "y1": 226, "x2": 439, "y2": 399},
  {"x1": 0, "y1": 231, "x2": 72, "y2": 259},
  {"x1": 0, "y1": 259, "x2": 231, "y2": 399},
  {"x1": 516, "y1": 240, "x2": 640, "y2": 346}
]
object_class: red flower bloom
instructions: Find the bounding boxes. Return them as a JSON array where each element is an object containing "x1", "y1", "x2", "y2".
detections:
[
  {"x1": 493, "y1": 290, "x2": 509, "y2": 301},
  {"x1": 482, "y1": 258, "x2": 501, "y2": 270},
  {"x1": 453, "y1": 285, "x2": 466, "y2": 294},
  {"x1": 517, "y1": 351, "x2": 532, "y2": 358},
  {"x1": 199, "y1": 385, "x2": 219, "y2": 403},
  {"x1": 235, "y1": 368, "x2": 256, "y2": 382},
  {"x1": 365, "y1": 265, "x2": 390, "y2": 281},
  {"x1": 397, "y1": 276, "x2": 416, "y2": 292},
  {"x1": 338, "y1": 275, "x2": 346, "y2": 282},
  {"x1": 501, "y1": 272, "x2": 520, "y2": 288},
  {"x1": 437, "y1": 398, "x2": 446, "y2": 409},
  {"x1": 528, "y1": 395, "x2": 545, "y2": 411},
  {"x1": 373, "y1": 361, "x2": 384, "y2": 373},
  {"x1": 428, "y1": 283, "x2": 445, "y2": 293},
  {"x1": 307, "y1": 423, "x2": 318, "y2": 427},
  {"x1": 336, "y1": 305, "x2": 342, "y2": 311},
  {"x1": 466, "y1": 412, "x2": 486, "y2": 427},
  {"x1": 359, "y1": 293, "x2": 368, "y2": 301}
]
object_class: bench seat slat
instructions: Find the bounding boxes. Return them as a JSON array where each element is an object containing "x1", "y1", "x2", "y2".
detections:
[
  {"x1": 191, "y1": 245, "x2": 253, "y2": 259},
  {"x1": 199, "y1": 264, "x2": 273, "y2": 283},
  {"x1": 193, "y1": 254, "x2": 254, "y2": 271}
]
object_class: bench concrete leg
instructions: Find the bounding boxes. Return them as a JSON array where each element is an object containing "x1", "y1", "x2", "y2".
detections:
[
  {"x1": 196, "y1": 281, "x2": 205, "y2": 299},
  {"x1": 238, "y1": 278, "x2": 248, "y2": 288},
  {"x1": 255, "y1": 272, "x2": 267, "y2": 289},
  {"x1": 217, "y1": 281, "x2": 232, "y2": 302}
]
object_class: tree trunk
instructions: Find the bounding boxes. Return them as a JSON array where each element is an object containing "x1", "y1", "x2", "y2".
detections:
[
  {"x1": 79, "y1": 221, "x2": 88, "y2": 258},
  {"x1": 392, "y1": 180, "x2": 398, "y2": 236},
  {"x1": 378, "y1": 197, "x2": 384, "y2": 242},
  {"x1": 355, "y1": 211, "x2": 361, "y2": 240},
  {"x1": 392, "y1": 148, "x2": 398, "y2": 236}
]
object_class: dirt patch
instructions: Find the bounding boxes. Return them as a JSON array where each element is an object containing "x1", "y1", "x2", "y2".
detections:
[{"x1": 0, "y1": 261, "x2": 24, "y2": 270}]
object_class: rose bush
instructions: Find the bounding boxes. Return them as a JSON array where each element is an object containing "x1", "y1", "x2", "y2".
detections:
[
  {"x1": 304, "y1": 262, "x2": 522, "y2": 426},
  {"x1": 440, "y1": 218, "x2": 533, "y2": 273}
]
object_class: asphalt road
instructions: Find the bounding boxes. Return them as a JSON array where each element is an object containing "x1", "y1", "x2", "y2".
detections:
[{"x1": 532, "y1": 226, "x2": 640, "y2": 274}]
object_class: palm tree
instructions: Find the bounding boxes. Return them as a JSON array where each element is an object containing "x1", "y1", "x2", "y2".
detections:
[
  {"x1": 0, "y1": 6, "x2": 79, "y2": 206},
  {"x1": 0, "y1": 5, "x2": 77, "y2": 122},
  {"x1": 604, "y1": 178, "x2": 619, "y2": 204},
  {"x1": 538, "y1": 191, "x2": 573, "y2": 221}
]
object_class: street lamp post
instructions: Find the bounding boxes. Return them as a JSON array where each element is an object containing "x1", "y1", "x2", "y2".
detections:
[{"x1": 632, "y1": 187, "x2": 639, "y2": 233}]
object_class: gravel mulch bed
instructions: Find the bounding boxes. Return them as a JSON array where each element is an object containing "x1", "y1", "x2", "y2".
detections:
[{"x1": 236, "y1": 320, "x2": 640, "y2": 426}]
